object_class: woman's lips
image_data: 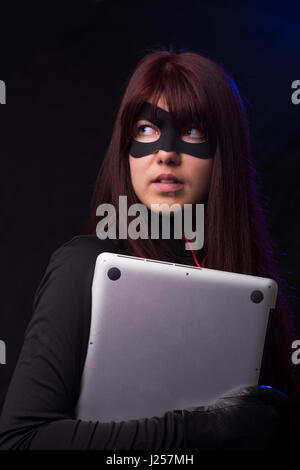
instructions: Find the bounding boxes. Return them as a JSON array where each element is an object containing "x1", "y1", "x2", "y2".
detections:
[{"x1": 152, "y1": 182, "x2": 184, "y2": 192}]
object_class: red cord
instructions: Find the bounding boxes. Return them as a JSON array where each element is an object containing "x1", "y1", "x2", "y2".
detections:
[{"x1": 182, "y1": 234, "x2": 206, "y2": 268}]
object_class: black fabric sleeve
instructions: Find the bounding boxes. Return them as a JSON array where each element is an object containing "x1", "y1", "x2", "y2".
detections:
[{"x1": 0, "y1": 236, "x2": 184, "y2": 450}]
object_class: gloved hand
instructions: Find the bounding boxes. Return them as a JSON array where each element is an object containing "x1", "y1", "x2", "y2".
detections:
[{"x1": 177, "y1": 385, "x2": 291, "y2": 450}]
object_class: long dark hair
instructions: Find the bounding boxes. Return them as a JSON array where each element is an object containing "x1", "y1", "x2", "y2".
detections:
[{"x1": 86, "y1": 47, "x2": 300, "y2": 440}]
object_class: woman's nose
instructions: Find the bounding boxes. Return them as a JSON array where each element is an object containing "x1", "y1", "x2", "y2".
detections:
[{"x1": 155, "y1": 149, "x2": 181, "y2": 165}]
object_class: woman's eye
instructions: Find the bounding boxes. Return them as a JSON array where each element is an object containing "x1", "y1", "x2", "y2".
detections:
[
  {"x1": 138, "y1": 125, "x2": 154, "y2": 135},
  {"x1": 134, "y1": 123, "x2": 160, "y2": 142},
  {"x1": 185, "y1": 128, "x2": 201, "y2": 137},
  {"x1": 182, "y1": 127, "x2": 206, "y2": 143}
]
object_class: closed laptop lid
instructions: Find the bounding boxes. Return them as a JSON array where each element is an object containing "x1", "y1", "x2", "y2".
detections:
[{"x1": 75, "y1": 252, "x2": 277, "y2": 422}]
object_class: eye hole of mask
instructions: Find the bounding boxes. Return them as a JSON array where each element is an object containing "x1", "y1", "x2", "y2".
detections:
[{"x1": 132, "y1": 120, "x2": 207, "y2": 144}]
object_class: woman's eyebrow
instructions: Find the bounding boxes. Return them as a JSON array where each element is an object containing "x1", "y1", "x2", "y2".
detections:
[{"x1": 135, "y1": 118, "x2": 159, "y2": 126}]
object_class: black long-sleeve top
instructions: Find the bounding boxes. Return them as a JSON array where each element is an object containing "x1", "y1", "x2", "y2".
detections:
[{"x1": 0, "y1": 235, "x2": 203, "y2": 450}]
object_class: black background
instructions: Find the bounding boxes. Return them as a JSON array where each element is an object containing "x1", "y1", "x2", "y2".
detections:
[{"x1": 0, "y1": 0, "x2": 299, "y2": 412}]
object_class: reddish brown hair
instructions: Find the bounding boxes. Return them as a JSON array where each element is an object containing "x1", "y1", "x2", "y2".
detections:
[{"x1": 86, "y1": 47, "x2": 300, "y2": 442}]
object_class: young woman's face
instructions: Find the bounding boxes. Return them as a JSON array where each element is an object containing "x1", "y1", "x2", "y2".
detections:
[{"x1": 129, "y1": 95, "x2": 213, "y2": 212}]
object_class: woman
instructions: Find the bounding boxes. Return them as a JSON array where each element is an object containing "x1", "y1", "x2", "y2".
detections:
[{"x1": 0, "y1": 48, "x2": 298, "y2": 450}]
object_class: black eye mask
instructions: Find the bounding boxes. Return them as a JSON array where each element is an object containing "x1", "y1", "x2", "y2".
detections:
[{"x1": 129, "y1": 102, "x2": 211, "y2": 159}]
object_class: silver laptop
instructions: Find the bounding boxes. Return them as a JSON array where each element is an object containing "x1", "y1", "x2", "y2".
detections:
[{"x1": 75, "y1": 252, "x2": 277, "y2": 422}]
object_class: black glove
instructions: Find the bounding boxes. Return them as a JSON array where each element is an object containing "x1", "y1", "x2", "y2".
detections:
[{"x1": 177, "y1": 385, "x2": 291, "y2": 450}]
